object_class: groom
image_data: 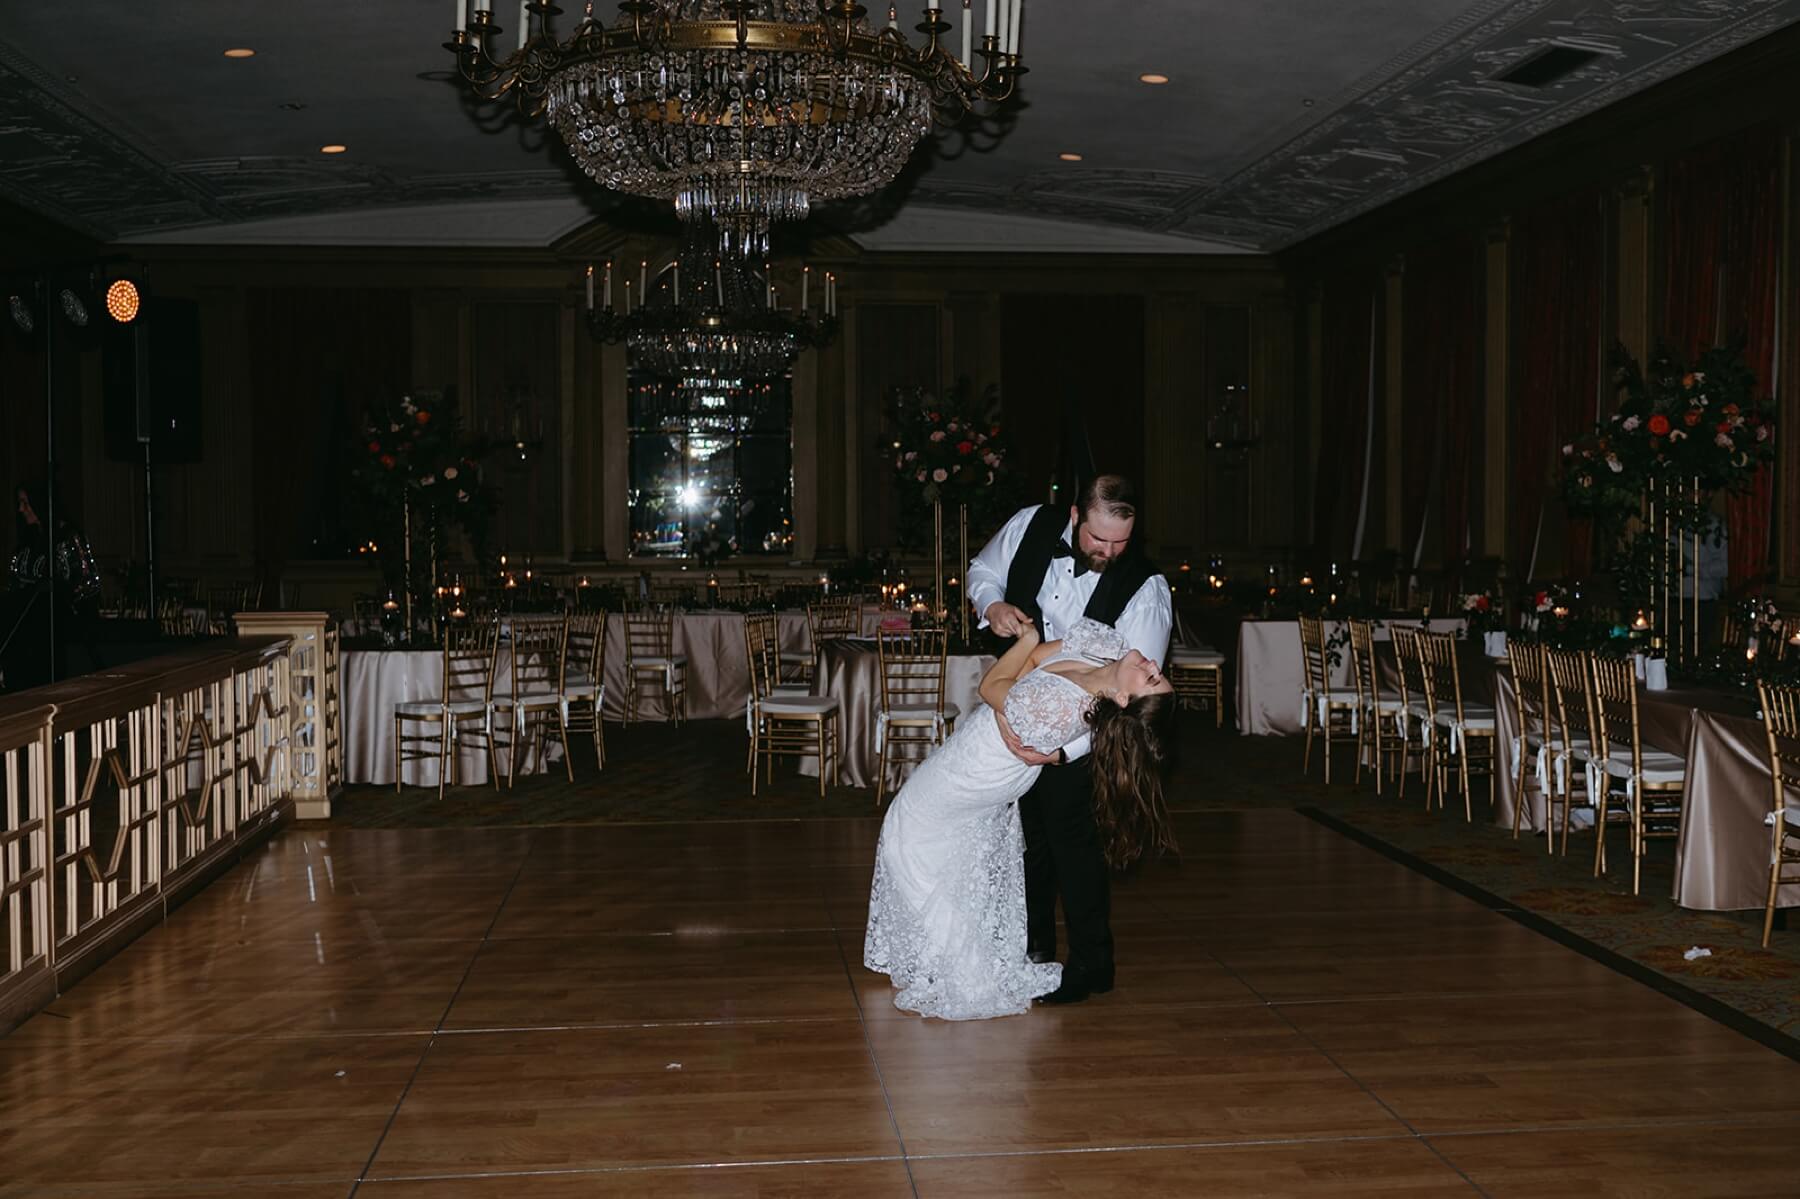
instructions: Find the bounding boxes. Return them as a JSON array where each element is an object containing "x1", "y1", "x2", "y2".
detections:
[{"x1": 967, "y1": 473, "x2": 1172, "y2": 1004}]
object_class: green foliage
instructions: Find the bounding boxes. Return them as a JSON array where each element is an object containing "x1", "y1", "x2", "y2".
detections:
[{"x1": 886, "y1": 380, "x2": 1018, "y2": 551}]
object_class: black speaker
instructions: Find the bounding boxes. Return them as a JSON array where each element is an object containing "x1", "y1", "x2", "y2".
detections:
[{"x1": 104, "y1": 297, "x2": 202, "y2": 464}]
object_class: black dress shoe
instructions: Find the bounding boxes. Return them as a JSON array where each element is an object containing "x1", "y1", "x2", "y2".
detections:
[
  {"x1": 1035, "y1": 968, "x2": 1114, "y2": 1006},
  {"x1": 1027, "y1": 949, "x2": 1056, "y2": 965}
]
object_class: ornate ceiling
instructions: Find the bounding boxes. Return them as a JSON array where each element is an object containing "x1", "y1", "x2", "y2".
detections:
[{"x1": 0, "y1": 1, "x2": 1795, "y2": 253}]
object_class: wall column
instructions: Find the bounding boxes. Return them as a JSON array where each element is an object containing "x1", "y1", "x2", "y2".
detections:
[
  {"x1": 600, "y1": 341, "x2": 628, "y2": 561},
  {"x1": 1483, "y1": 224, "x2": 1510, "y2": 562}
]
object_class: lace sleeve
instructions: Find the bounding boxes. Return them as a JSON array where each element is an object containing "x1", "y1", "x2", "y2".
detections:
[
  {"x1": 1062, "y1": 617, "x2": 1128, "y2": 663},
  {"x1": 1001, "y1": 672, "x2": 1096, "y2": 752}
]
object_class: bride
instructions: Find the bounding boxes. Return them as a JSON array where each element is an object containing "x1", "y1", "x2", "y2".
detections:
[{"x1": 863, "y1": 616, "x2": 1177, "y2": 1020}]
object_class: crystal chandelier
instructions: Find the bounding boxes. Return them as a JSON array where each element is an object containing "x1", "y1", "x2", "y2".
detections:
[
  {"x1": 446, "y1": 1, "x2": 1028, "y2": 255},
  {"x1": 587, "y1": 249, "x2": 839, "y2": 379}
]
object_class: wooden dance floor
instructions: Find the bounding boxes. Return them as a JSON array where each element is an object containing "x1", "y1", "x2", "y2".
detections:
[{"x1": 3, "y1": 807, "x2": 1798, "y2": 1197}]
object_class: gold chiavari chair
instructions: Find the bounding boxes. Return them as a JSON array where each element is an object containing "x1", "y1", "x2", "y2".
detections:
[
  {"x1": 1542, "y1": 647, "x2": 1598, "y2": 855},
  {"x1": 650, "y1": 582, "x2": 694, "y2": 608},
  {"x1": 561, "y1": 610, "x2": 607, "y2": 770},
  {"x1": 1588, "y1": 653, "x2": 1686, "y2": 894},
  {"x1": 874, "y1": 627, "x2": 959, "y2": 808},
  {"x1": 393, "y1": 621, "x2": 500, "y2": 800},
  {"x1": 1720, "y1": 606, "x2": 1751, "y2": 654},
  {"x1": 1418, "y1": 631, "x2": 1497, "y2": 820},
  {"x1": 1348, "y1": 618, "x2": 1408, "y2": 794},
  {"x1": 808, "y1": 597, "x2": 861, "y2": 644},
  {"x1": 742, "y1": 611, "x2": 809, "y2": 772},
  {"x1": 623, "y1": 606, "x2": 688, "y2": 725},
  {"x1": 1756, "y1": 680, "x2": 1800, "y2": 946},
  {"x1": 1774, "y1": 612, "x2": 1800, "y2": 663},
  {"x1": 493, "y1": 616, "x2": 572, "y2": 787},
  {"x1": 745, "y1": 610, "x2": 841, "y2": 796},
  {"x1": 1298, "y1": 614, "x2": 1359, "y2": 783},
  {"x1": 1506, "y1": 639, "x2": 1552, "y2": 840},
  {"x1": 718, "y1": 581, "x2": 769, "y2": 606},
  {"x1": 1390, "y1": 626, "x2": 1433, "y2": 801}
]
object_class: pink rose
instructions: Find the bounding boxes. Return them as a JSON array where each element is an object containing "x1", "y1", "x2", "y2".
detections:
[
  {"x1": 930, "y1": 430, "x2": 946, "y2": 442},
  {"x1": 932, "y1": 468, "x2": 948, "y2": 483},
  {"x1": 916, "y1": 470, "x2": 927, "y2": 482}
]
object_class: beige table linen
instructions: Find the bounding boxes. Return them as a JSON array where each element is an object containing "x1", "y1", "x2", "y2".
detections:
[
  {"x1": 1235, "y1": 617, "x2": 1467, "y2": 735},
  {"x1": 799, "y1": 638, "x2": 994, "y2": 790}
]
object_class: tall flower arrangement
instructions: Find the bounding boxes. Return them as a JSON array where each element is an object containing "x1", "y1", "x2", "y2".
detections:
[
  {"x1": 349, "y1": 392, "x2": 498, "y2": 570},
  {"x1": 887, "y1": 381, "x2": 1015, "y2": 549},
  {"x1": 1561, "y1": 340, "x2": 1774, "y2": 530}
]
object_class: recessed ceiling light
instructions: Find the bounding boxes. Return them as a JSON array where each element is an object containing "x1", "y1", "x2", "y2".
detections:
[
  {"x1": 1058, "y1": 152, "x2": 1083, "y2": 162},
  {"x1": 223, "y1": 48, "x2": 256, "y2": 59},
  {"x1": 1139, "y1": 73, "x2": 1170, "y2": 84},
  {"x1": 320, "y1": 144, "x2": 348, "y2": 154}
]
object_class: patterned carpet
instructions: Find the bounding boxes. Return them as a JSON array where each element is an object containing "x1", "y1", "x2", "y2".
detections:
[{"x1": 324, "y1": 708, "x2": 1800, "y2": 1047}]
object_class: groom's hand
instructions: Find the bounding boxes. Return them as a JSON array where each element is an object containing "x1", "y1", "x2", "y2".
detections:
[
  {"x1": 985, "y1": 601, "x2": 1034, "y2": 638},
  {"x1": 995, "y1": 708, "x2": 1059, "y2": 767}
]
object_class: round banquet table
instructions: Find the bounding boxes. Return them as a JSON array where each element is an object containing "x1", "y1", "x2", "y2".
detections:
[
  {"x1": 800, "y1": 638, "x2": 995, "y2": 790},
  {"x1": 343, "y1": 647, "x2": 556, "y2": 787},
  {"x1": 1235, "y1": 616, "x2": 1469, "y2": 735}
]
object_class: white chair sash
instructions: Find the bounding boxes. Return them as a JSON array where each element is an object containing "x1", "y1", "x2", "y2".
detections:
[{"x1": 874, "y1": 710, "x2": 949, "y2": 756}]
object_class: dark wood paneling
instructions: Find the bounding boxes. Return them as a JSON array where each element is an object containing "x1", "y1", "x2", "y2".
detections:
[
  {"x1": 998, "y1": 294, "x2": 1147, "y2": 512},
  {"x1": 471, "y1": 302, "x2": 563, "y2": 559},
  {"x1": 855, "y1": 303, "x2": 939, "y2": 551}
]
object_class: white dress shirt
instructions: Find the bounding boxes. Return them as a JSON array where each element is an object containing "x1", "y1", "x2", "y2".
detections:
[{"x1": 966, "y1": 504, "x2": 1174, "y2": 760}]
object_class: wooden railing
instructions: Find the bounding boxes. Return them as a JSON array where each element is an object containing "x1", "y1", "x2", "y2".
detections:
[{"x1": 0, "y1": 628, "x2": 338, "y2": 1032}]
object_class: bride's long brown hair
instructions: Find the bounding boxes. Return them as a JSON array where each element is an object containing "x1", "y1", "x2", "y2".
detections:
[{"x1": 1086, "y1": 690, "x2": 1179, "y2": 869}]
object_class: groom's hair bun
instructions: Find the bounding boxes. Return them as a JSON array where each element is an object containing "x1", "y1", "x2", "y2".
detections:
[{"x1": 1077, "y1": 473, "x2": 1138, "y2": 521}]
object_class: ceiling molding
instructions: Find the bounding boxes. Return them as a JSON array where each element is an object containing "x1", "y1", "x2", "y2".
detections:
[{"x1": 1, "y1": 2, "x2": 1795, "y2": 253}]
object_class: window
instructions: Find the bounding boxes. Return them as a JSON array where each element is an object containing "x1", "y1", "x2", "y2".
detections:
[{"x1": 627, "y1": 370, "x2": 793, "y2": 559}]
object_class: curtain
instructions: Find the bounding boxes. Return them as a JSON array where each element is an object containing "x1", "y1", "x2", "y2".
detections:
[
  {"x1": 1312, "y1": 277, "x2": 1377, "y2": 563},
  {"x1": 1659, "y1": 126, "x2": 1782, "y2": 588},
  {"x1": 1509, "y1": 188, "x2": 1608, "y2": 581},
  {"x1": 1401, "y1": 235, "x2": 1484, "y2": 579}
]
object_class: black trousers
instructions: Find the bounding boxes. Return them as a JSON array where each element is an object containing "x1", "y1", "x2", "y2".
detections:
[{"x1": 1020, "y1": 756, "x2": 1113, "y2": 975}]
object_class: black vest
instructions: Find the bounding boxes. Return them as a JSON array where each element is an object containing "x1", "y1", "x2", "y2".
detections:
[{"x1": 1002, "y1": 505, "x2": 1158, "y2": 629}]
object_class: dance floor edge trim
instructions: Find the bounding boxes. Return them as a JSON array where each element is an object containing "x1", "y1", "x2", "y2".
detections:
[{"x1": 1298, "y1": 805, "x2": 1800, "y2": 1066}]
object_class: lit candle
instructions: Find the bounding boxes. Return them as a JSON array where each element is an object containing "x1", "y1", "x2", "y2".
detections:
[
  {"x1": 801, "y1": 265, "x2": 810, "y2": 310},
  {"x1": 888, "y1": 5, "x2": 898, "y2": 31},
  {"x1": 585, "y1": 263, "x2": 594, "y2": 311},
  {"x1": 639, "y1": 259, "x2": 647, "y2": 295},
  {"x1": 962, "y1": 0, "x2": 972, "y2": 66},
  {"x1": 603, "y1": 260, "x2": 612, "y2": 308},
  {"x1": 623, "y1": 279, "x2": 632, "y2": 314},
  {"x1": 985, "y1": 0, "x2": 995, "y2": 39},
  {"x1": 673, "y1": 261, "x2": 681, "y2": 304},
  {"x1": 766, "y1": 265, "x2": 774, "y2": 309},
  {"x1": 715, "y1": 260, "x2": 724, "y2": 307},
  {"x1": 517, "y1": 1, "x2": 528, "y2": 50}
]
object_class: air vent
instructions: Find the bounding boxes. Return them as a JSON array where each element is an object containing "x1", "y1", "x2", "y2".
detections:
[{"x1": 1495, "y1": 45, "x2": 1601, "y2": 88}]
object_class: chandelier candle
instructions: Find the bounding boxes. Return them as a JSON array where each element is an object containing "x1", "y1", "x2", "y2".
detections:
[
  {"x1": 585, "y1": 264, "x2": 594, "y2": 311},
  {"x1": 602, "y1": 261, "x2": 611, "y2": 309},
  {"x1": 962, "y1": 1, "x2": 972, "y2": 68},
  {"x1": 801, "y1": 266, "x2": 809, "y2": 311}
]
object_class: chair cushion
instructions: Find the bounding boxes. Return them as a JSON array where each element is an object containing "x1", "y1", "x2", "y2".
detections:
[
  {"x1": 1600, "y1": 749, "x2": 1686, "y2": 784},
  {"x1": 562, "y1": 682, "x2": 599, "y2": 698},
  {"x1": 1170, "y1": 647, "x2": 1224, "y2": 666},
  {"x1": 396, "y1": 698, "x2": 487, "y2": 717},
  {"x1": 881, "y1": 703, "x2": 958, "y2": 723},
  {"x1": 779, "y1": 651, "x2": 812, "y2": 663},
  {"x1": 1315, "y1": 687, "x2": 1358, "y2": 705},
  {"x1": 760, "y1": 696, "x2": 838, "y2": 716},
  {"x1": 633, "y1": 655, "x2": 687, "y2": 668},
  {"x1": 771, "y1": 684, "x2": 810, "y2": 696}
]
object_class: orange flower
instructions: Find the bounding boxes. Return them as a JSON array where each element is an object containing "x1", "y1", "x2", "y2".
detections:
[
  {"x1": 416, "y1": 410, "x2": 432, "y2": 425},
  {"x1": 1682, "y1": 372, "x2": 1697, "y2": 389},
  {"x1": 1683, "y1": 409, "x2": 1702, "y2": 427},
  {"x1": 379, "y1": 454, "x2": 397, "y2": 469},
  {"x1": 1647, "y1": 414, "x2": 1671, "y2": 436}
]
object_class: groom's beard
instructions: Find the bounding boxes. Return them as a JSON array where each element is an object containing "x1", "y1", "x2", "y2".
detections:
[{"x1": 1073, "y1": 531, "x2": 1115, "y2": 574}]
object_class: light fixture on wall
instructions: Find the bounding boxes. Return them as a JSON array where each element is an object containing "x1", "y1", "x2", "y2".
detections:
[
  {"x1": 444, "y1": 1, "x2": 1029, "y2": 257},
  {"x1": 586, "y1": 243, "x2": 838, "y2": 380}
]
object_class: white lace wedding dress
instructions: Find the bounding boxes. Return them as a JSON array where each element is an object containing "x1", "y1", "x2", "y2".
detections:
[{"x1": 862, "y1": 617, "x2": 1127, "y2": 1020}]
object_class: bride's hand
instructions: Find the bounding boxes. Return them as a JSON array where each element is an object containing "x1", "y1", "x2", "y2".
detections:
[
  {"x1": 994, "y1": 707, "x2": 1058, "y2": 767},
  {"x1": 1016, "y1": 621, "x2": 1040, "y2": 647}
]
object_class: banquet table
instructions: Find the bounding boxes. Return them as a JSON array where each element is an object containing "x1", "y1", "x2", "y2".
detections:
[
  {"x1": 1236, "y1": 617, "x2": 1467, "y2": 735},
  {"x1": 800, "y1": 638, "x2": 995, "y2": 790},
  {"x1": 343, "y1": 646, "x2": 555, "y2": 786},
  {"x1": 1491, "y1": 669, "x2": 1792, "y2": 912},
  {"x1": 346, "y1": 609, "x2": 884, "y2": 783}
]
